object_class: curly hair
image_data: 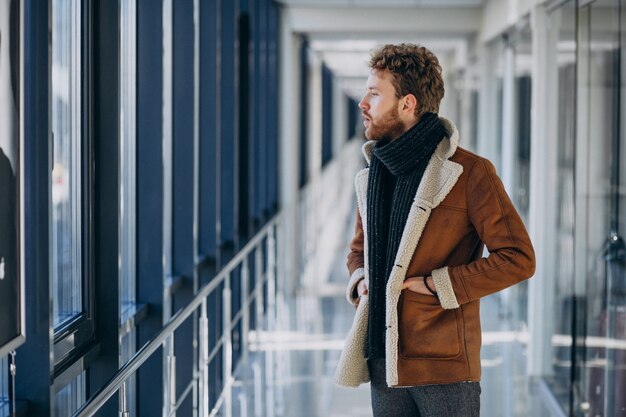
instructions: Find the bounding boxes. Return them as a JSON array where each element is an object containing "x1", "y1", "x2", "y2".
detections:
[{"x1": 369, "y1": 43, "x2": 445, "y2": 118}]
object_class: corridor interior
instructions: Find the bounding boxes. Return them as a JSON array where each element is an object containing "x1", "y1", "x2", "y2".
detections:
[{"x1": 2, "y1": 1, "x2": 626, "y2": 416}]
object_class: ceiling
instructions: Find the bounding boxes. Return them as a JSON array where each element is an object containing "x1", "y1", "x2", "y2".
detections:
[{"x1": 278, "y1": 1, "x2": 484, "y2": 99}]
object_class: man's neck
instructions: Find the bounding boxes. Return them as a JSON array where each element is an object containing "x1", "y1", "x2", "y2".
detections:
[{"x1": 390, "y1": 118, "x2": 419, "y2": 143}]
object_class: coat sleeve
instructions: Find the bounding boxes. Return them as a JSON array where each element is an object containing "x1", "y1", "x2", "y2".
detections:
[
  {"x1": 431, "y1": 158, "x2": 536, "y2": 310},
  {"x1": 346, "y1": 206, "x2": 366, "y2": 305}
]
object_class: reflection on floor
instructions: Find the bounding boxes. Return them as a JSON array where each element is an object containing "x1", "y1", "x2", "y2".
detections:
[{"x1": 237, "y1": 291, "x2": 561, "y2": 417}]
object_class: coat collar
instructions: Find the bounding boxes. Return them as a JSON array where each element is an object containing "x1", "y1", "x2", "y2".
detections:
[{"x1": 355, "y1": 116, "x2": 462, "y2": 214}]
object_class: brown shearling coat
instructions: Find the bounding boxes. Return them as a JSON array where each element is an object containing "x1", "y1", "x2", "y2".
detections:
[{"x1": 335, "y1": 117, "x2": 535, "y2": 388}]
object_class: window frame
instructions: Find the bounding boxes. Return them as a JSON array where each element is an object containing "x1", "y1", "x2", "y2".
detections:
[{"x1": 50, "y1": 0, "x2": 97, "y2": 379}]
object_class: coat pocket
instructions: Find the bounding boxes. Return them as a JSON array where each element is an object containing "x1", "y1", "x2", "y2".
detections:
[{"x1": 398, "y1": 289, "x2": 463, "y2": 359}]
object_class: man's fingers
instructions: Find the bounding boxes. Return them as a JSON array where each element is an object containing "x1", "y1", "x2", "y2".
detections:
[
  {"x1": 402, "y1": 277, "x2": 415, "y2": 288},
  {"x1": 402, "y1": 276, "x2": 422, "y2": 290},
  {"x1": 357, "y1": 279, "x2": 369, "y2": 296}
]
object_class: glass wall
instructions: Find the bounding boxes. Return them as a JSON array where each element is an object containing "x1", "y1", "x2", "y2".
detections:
[
  {"x1": 480, "y1": 2, "x2": 626, "y2": 416},
  {"x1": 577, "y1": 1, "x2": 626, "y2": 416},
  {"x1": 546, "y1": 2, "x2": 577, "y2": 414},
  {"x1": 531, "y1": 1, "x2": 626, "y2": 415}
]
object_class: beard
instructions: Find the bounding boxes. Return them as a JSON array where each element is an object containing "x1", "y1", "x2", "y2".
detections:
[{"x1": 364, "y1": 106, "x2": 406, "y2": 142}]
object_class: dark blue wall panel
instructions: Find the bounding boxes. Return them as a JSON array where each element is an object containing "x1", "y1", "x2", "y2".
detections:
[
  {"x1": 256, "y1": 0, "x2": 267, "y2": 219},
  {"x1": 220, "y1": 0, "x2": 238, "y2": 263},
  {"x1": 172, "y1": 2, "x2": 196, "y2": 416},
  {"x1": 173, "y1": 0, "x2": 195, "y2": 280},
  {"x1": 136, "y1": 0, "x2": 164, "y2": 415},
  {"x1": 267, "y1": 1, "x2": 280, "y2": 212},
  {"x1": 238, "y1": 10, "x2": 251, "y2": 241},
  {"x1": 199, "y1": 0, "x2": 219, "y2": 275}
]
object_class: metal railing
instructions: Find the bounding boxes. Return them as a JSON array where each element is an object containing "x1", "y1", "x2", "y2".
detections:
[{"x1": 73, "y1": 216, "x2": 280, "y2": 417}]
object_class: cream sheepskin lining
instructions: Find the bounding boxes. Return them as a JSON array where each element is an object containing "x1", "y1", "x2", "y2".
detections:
[{"x1": 432, "y1": 267, "x2": 460, "y2": 309}]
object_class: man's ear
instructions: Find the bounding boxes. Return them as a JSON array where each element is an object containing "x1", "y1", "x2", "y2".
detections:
[{"x1": 401, "y1": 94, "x2": 418, "y2": 114}]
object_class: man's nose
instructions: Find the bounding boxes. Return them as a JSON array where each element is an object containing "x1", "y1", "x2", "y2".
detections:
[{"x1": 358, "y1": 97, "x2": 368, "y2": 110}]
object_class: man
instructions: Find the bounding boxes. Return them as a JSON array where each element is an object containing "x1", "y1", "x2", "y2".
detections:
[{"x1": 335, "y1": 43, "x2": 535, "y2": 417}]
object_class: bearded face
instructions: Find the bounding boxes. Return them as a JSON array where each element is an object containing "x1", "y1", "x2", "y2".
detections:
[
  {"x1": 359, "y1": 70, "x2": 409, "y2": 142},
  {"x1": 363, "y1": 104, "x2": 406, "y2": 142}
]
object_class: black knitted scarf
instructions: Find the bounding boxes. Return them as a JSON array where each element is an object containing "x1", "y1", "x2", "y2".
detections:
[{"x1": 365, "y1": 112, "x2": 446, "y2": 359}]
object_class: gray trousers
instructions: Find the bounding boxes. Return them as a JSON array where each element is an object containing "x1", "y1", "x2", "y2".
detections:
[{"x1": 368, "y1": 359, "x2": 481, "y2": 417}]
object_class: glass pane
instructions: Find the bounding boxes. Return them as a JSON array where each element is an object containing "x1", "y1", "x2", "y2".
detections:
[
  {"x1": 0, "y1": 0, "x2": 21, "y2": 349},
  {"x1": 513, "y1": 26, "x2": 532, "y2": 223},
  {"x1": 579, "y1": 1, "x2": 625, "y2": 416},
  {"x1": 544, "y1": 3, "x2": 577, "y2": 414},
  {"x1": 54, "y1": 371, "x2": 86, "y2": 417},
  {"x1": 120, "y1": 0, "x2": 137, "y2": 316},
  {"x1": 0, "y1": 356, "x2": 8, "y2": 415},
  {"x1": 119, "y1": 0, "x2": 137, "y2": 412},
  {"x1": 51, "y1": 0, "x2": 83, "y2": 328},
  {"x1": 507, "y1": 26, "x2": 533, "y2": 337}
]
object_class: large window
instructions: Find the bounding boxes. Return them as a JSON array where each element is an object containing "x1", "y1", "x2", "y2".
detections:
[
  {"x1": 51, "y1": 0, "x2": 87, "y2": 329},
  {"x1": 50, "y1": 0, "x2": 92, "y2": 412}
]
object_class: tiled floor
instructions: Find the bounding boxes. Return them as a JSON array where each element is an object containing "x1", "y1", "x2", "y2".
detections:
[{"x1": 238, "y1": 291, "x2": 561, "y2": 417}]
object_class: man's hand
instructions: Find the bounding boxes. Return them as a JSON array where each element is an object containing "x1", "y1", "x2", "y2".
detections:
[
  {"x1": 402, "y1": 276, "x2": 436, "y2": 296},
  {"x1": 357, "y1": 278, "x2": 368, "y2": 297}
]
